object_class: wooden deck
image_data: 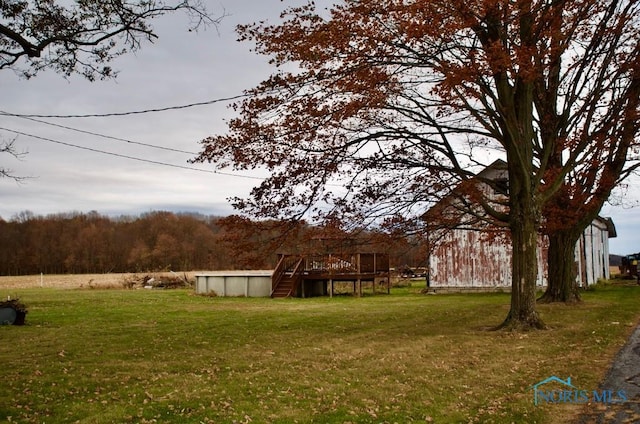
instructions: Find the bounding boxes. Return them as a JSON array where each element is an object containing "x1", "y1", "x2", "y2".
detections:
[{"x1": 271, "y1": 253, "x2": 390, "y2": 298}]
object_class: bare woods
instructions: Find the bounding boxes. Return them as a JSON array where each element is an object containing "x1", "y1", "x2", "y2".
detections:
[{"x1": 0, "y1": 211, "x2": 424, "y2": 276}]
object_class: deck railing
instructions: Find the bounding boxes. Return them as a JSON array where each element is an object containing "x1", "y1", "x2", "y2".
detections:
[{"x1": 278, "y1": 253, "x2": 390, "y2": 275}]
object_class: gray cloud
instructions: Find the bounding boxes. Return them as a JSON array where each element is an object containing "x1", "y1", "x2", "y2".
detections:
[{"x1": 0, "y1": 0, "x2": 287, "y2": 220}]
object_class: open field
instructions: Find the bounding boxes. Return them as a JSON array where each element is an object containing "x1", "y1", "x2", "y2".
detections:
[
  {"x1": 1, "y1": 280, "x2": 639, "y2": 423},
  {"x1": 0, "y1": 272, "x2": 199, "y2": 290}
]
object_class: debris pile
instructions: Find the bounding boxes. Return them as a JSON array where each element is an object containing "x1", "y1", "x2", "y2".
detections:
[{"x1": 120, "y1": 273, "x2": 193, "y2": 290}]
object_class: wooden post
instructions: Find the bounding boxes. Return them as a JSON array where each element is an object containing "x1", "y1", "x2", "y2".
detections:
[
  {"x1": 356, "y1": 254, "x2": 361, "y2": 297},
  {"x1": 372, "y1": 254, "x2": 376, "y2": 294},
  {"x1": 329, "y1": 279, "x2": 333, "y2": 298}
]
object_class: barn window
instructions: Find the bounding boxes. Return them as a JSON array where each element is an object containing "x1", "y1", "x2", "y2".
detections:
[{"x1": 494, "y1": 178, "x2": 509, "y2": 195}]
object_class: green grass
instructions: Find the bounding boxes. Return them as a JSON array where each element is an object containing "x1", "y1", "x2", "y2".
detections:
[{"x1": 1, "y1": 283, "x2": 639, "y2": 423}]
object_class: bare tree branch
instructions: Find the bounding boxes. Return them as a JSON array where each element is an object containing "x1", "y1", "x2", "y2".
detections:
[
  {"x1": 0, "y1": 137, "x2": 27, "y2": 181},
  {"x1": 0, "y1": 0, "x2": 223, "y2": 80}
]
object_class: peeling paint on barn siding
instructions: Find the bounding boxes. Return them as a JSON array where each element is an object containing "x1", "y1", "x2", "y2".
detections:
[
  {"x1": 429, "y1": 219, "x2": 612, "y2": 289},
  {"x1": 430, "y1": 228, "x2": 547, "y2": 288},
  {"x1": 425, "y1": 161, "x2": 614, "y2": 289}
]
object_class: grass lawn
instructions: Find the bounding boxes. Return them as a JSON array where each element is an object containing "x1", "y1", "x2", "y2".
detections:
[{"x1": 0, "y1": 283, "x2": 639, "y2": 423}]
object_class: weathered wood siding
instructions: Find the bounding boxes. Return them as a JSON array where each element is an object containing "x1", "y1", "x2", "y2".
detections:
[
  {"x1": 429, "y1": 229, "x2": 547, "y2": 288},
  {"x1": 429, "y1": 218, "x2": 612, "y2": 289},
  {"x1": 575, "y1": 218, "x2": 611, "y2": 286},
  {"x1": 425, "y1": 160, "x2": 614, "y2": 289}
]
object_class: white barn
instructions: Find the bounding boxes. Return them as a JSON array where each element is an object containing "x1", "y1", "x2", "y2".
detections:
[{"x1": 426, "y1": 161, "x2": 616, "y2": 290}]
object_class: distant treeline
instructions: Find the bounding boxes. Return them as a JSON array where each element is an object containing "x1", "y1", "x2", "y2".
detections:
[{"x1": 0, "y1": 211, "x2": 426, "y2": 276}]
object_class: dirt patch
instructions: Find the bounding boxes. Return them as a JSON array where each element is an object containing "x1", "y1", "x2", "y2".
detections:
[{"x1": 0, "y1": 272, "x2": 199, "y2": 290}]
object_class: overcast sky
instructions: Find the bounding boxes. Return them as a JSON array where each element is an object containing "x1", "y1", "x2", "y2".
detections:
[
  {"x1": 1, "y1": 0, "x2": 639, "y2": 255},
  {"x1": 0, "y1": 1, "x2": 285, "y2": 217}
]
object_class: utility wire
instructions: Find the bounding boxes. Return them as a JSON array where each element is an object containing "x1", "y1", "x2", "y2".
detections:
[
  {"x1": 0, "y1": 126, "x2": 264, "y2": 180},
  {"x1": 0, "y1": 93, "x2": 248, "y2": 119},
  {"x1": 1, "y1": 111, "x2": 198, "y2": 155}
]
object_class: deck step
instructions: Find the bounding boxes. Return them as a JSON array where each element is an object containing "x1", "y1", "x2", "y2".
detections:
[
  {"x1": 271, "y1": 276, "x2": 295, "y2": 298},
  {"x1": 271, "y1": 256, "x2": 304, "y2": 298}
]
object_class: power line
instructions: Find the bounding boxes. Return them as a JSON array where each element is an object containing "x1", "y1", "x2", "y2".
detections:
[
  {"x1": 0, "y1": 93, "x2": 248, "y2": 119},
  {"x1": 1, "y1": 112, "x2": 198, "y2": 155},
  {"x1": 0, "y1": 126, "x2": 264, "y2": 180}
]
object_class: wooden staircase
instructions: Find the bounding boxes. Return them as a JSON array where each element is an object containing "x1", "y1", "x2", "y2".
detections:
[{"x1": 271, "y1": 255, "x2": 304, "y2": 298}]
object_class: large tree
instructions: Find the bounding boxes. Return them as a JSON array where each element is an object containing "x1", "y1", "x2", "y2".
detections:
[
  {"x1": 0, "y1": 0, "x2": 217, "y2": 80},
  {"x1": 535, "y1": 0, "x2": 640, "y2": 302},
  {"x1": 195, "y1": 0, "x2": 640, "y2": 329}
]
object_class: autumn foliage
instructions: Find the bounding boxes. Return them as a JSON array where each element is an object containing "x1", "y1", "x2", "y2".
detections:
[{"x1": 0, "y1": 211, "x2": 426, "y2": 276}]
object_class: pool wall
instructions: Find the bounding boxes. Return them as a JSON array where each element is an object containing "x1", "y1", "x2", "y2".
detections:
[{"x1": 195, "y1": 271, "x2": 273, "y2": 297}]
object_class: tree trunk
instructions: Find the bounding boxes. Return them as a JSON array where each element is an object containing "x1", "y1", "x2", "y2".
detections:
[
  {"x1": 498, "y1": 132, "x2": 546, "y2": 330},
  {"x1": 498, "y1": 200, "x2": 546, "y2": 330},
  {"x1": 538, "y1": 229, "x2": 582, "y2": 303}
]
